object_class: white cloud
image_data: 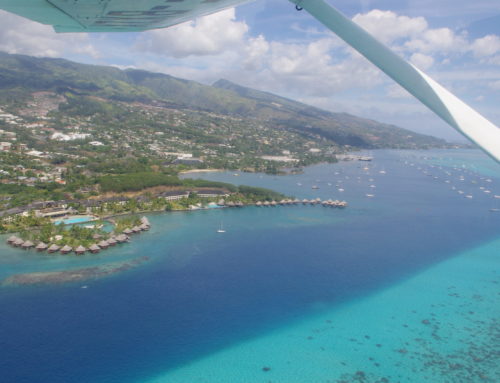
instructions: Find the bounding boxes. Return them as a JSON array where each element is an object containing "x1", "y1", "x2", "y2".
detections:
[
  {"x1": 410, "y1": 52, "x2": 434, "y2": 70},
  {"x1": 353, "y1": 10, "x2": 428, "y2": 45},
  {"x1": 471, "y1": 34, "x2": 500, "y2": 64},
  {"x1": 0, "y1": 10, "x2": 98, "y2": 58},
  {"x1": 242, "y1": 35, "x2": 269, "y2": 71},
  {"x1": 134, "y1": 9, "x2": 248, "y2": 58}
]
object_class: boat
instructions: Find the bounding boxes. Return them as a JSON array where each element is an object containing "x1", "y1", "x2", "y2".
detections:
[
  {"x1": 217, "y1": 223, "x2": 226, "y2": 233},
  {"x1": 312, "y1": 185, "x2": 319, "y2": 189}
]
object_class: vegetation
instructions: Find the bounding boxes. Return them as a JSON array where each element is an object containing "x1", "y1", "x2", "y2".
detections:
[{"x1": 0, "y1": 51, "x2": 452, "y2": 230}]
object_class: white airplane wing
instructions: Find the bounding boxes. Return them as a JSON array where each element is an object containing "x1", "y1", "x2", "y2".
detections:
[
  {"x1": 0, "y1": 0, "x2": 499, "y2": 161},
  {"x1": 0, "y1": 0, "x2": 249, "y2": 32}
]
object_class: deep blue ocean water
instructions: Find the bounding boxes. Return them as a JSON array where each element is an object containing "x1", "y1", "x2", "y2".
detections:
[{"x1": 0, "y1": 149, "x2": 498, "y2": 383}]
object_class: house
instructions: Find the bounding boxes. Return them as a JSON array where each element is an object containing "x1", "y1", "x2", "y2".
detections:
[
  {"x1": 196, "y1": 189, "x2": 229, "y2": 198},
  {"x1": 160, "y1": 191, "x2": 190, "y2": 201},
  {"x1": 0, "y1": 142, "x2": 12, "y2": 151}
]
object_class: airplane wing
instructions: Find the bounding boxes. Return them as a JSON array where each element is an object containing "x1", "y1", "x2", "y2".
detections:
[
  {"x1": 0, "y1": 0, "x2": 249, "y2": 32},
  {"x1": 0, "y1": 0, "x2": 499, "y2": 162}
]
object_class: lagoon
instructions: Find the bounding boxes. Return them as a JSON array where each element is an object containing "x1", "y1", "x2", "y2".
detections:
[{"x1": 0, "y1": 149, "x2": 498, "y2": 383}]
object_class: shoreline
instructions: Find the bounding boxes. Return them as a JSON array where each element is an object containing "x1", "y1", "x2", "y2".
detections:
[{"x1": 179, "y1": 168, "x2": 225, "y2": 174}]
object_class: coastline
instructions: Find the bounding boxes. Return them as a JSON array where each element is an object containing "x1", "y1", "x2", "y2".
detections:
[{"x1": 179, "y1": 168, "x2": 225, "y2": 174}]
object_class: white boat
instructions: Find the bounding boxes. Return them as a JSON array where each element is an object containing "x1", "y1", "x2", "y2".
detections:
[
  {"x1": 366, "y1": 194, "x2": 375, "y2": 198},
  {"x1": 217, "y1": 223, "x2": 226, "y2": 233}
]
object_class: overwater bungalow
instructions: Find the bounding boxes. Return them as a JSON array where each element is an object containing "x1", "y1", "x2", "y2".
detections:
[
  {"x1": 47, "y1": 244, "x2": 60, "y2": 253},
  {"x1": 235, "y1": 201, "x2": 244, "y2": 207},
  {"x1": 89, "y1": 244, "x2": 100, "y2": 254},
  {"x1": 140, "y1": 217, "x2": 150, "y2": 225},
  {"x1": 7, "y1": 235, "x2": 18, "y2": 244},
  {"x1": 92, "y1": 233, "x2": 102, "y2": 240},
  {"x1": 271, "y1": 201, "x2": 277, "y2": 206},
  {"x1": 35, "y1": 242, "x2": 48, "y2": 252},
  {"x1": 123, "y1": 228, "x2": 133, "y2": 235},
  {"x1": 256, "y1": 201, "x2": 262, "y2": 206},
  {"x1": 14, "y1": 238, "x2": 25, "y2": 247},
  {"x1": 131, "y1": 226, "x2": 141, "y2": 233},
  {"x1": 139, "y1": 224, "x2": 149, "y2": 231},
  {"x1": 21, "y1": 240, "x2": 34, "y2": 249},
  {"x1": 98, "y1": 240, "x2": 109, "y2": 249},
  {"x1": 263, "y1": 201, "x2": 270, "y2": 206},
  {"x1": 116, "y1": 234, "x2": 129, "y2": 243},
  {"x1": 279, "y1": 199, "x2": 286, "y2": 205},
  {"x1": 302, "y1": 199, "x2": 309, "y2": 205},
  {"x1": 107, "y1": 238, "x2": 117, "y2": 246},
  {"x1": 226, "y1": 201, "x2": 235, "y2": 207},
  {"x1": 75, "y1": 245, "x2": 86, "y2": 255},
  {"x1": 60, "y1": 245, "x2": 73, "y2": 254}
]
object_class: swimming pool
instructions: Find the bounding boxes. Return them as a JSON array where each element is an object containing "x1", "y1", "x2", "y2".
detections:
[{"x1": 54, "y1": 216, "x2": 96, "y2": 225}]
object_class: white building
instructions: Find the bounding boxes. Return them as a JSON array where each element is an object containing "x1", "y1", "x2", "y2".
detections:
[{"x1": 0, "y1": 142, "x2": 12, "y2": 151}]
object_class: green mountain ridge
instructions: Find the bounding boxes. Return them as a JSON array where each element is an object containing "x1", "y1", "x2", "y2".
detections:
[{"x1": 0, "y1": 51, "x2": 446, "y2": 149}]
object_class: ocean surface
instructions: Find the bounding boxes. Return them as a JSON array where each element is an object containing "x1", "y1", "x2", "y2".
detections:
[{"x1": 0, "y1": 149, "x2": 498, "y2": 383}]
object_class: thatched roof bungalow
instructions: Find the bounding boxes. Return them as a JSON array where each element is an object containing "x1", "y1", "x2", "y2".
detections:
[
  {"x1": 89, "y1": 244, "x2": 100, "y2": 254},
  {"x1": 21, "y1": 240, "x2": 34, "y2": 249},
  {"x1": 60, "y1": 245, "x2": 72, "y2": 254},
  {"x1": 75, "y1": 245, "x2": 86, "y2": 255},
  {"x1": 131, "y1": 226, "x2": 141, "y2": 233},
  {"x1": 36, "y1": 242, "x2": 48, "y2": 251},
  {"x1": 116, "y1": 234, "x2": 128, "y2": 243},
  {"x1": 14, "y1": 238, "x2": 25, "y2": 247},
  {"x1": 7, "y1": 235, "x2": 18, "y2": 244},
  {"x1": 47, "y1": 244, "x2": 60, "y2": 253},
  {"x1": 123, "y1": 228, "x2": 133, "y2": 235},
  {"x1": 98, "y1": 240, "x2": 109, "y2": 249}
]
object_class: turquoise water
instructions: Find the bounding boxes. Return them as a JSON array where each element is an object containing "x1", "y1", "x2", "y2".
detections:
[
  {"x1": 54, "y1": 215, "x2": 96, "y2": 225},
  {"x1": 0, "y1": 149, "x2": 498, "y2": 383},
  {"x1": 149, "y1": 238, "x2": 499, "y2": 383}
]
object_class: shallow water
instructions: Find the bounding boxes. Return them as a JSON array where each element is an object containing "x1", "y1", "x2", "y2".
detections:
[{"x1": 0, "y1": 149, "x2": 498, "y2": 383}]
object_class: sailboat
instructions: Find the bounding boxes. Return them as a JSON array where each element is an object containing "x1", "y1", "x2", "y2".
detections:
[{"x1": 217, "y1": 222, "x2": 226, "y2": 233}]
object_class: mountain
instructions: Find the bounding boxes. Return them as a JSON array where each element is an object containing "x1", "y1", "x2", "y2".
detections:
[{"x1": 0, "y1": 51, "x2": 446, "y2": 149}]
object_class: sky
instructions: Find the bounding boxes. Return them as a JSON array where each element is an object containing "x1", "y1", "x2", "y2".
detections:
[{"x1": 0, "y1": 0, "x2": 499, "y2": 142}]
